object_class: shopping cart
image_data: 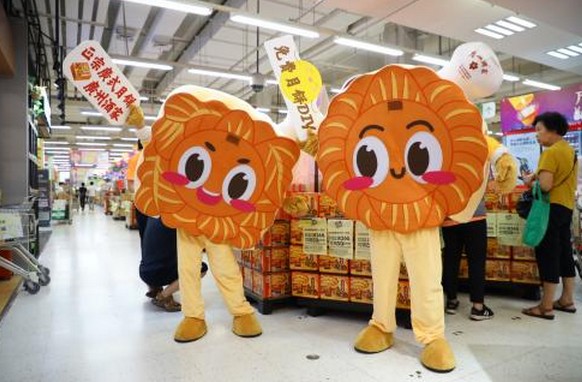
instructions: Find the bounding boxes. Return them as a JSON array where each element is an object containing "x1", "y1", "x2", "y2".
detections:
[{"x1": 0, "y1": 199, "x2": 51, "y2": 294}]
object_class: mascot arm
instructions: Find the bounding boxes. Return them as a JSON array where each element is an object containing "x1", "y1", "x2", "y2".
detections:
[{"x1": 487, "y1": 136, "x2": 517, "y2": 194}]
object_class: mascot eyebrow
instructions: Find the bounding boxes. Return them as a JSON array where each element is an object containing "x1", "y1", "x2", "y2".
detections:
[
  {"x1": 205, "y1": 142, "x2": 216, "y2": 151},
  {"x1": 359, "y1": 124, "x2": 385, "y2": 138},
  {"x1": 406, "y1": 120, "x2": 434, "y2": 132}
]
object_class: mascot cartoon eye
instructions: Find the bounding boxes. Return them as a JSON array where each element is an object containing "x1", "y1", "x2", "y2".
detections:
[
  {"x1": 352, "y1": 136, "x2": 389, "y2": 187},
  {"x1": 405, "y1": 132, "x2": 443, "y2": 184},
  {"x1": 222, "y1": 164, "x2": 257, "y2": 203},
  {"x1": 178, "y1": 147, "x2": 212, "y2": 189}
]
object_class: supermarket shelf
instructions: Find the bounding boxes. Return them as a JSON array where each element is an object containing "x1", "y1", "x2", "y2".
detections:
[{"x1": 244, "y1": 288, "x2": 295, "y2": 315}]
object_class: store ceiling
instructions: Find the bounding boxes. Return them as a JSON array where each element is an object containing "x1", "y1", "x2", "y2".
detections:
[{"x1": 23, "y1": 0, "x2": 582, "y2": 144}]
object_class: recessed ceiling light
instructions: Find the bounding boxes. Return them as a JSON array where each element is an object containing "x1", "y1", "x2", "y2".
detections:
[
  {"x1": 474, "y1": 28, "x2": 504, "y2": 40},
  {"x1": 495, "y1": 20, "x2": 525, "y2": 32},
  {"x1": 547, "y1": 51, "x2": 570, "y2": 59},
  {"x1": 506, "y1": 16, "x2": 537, "y2": 29},
  {"x1": 522, "y1": 79, "x2": 561, "y2": 91},
  {"x1": 503, "y1": 74, "x2": 520, "y2": 82},
  {"x1": 334, "y1": 37, "x2": 404, "y2": 56},
  {"x1": 567, "y1": 45, "x2": 582, "y2": 54},
  {"x1": 557, "y1": 48, "x2": 579, "y2": 57},
  {"x1": 484, "y1": 24, "x2": 514, "y2": 36}
]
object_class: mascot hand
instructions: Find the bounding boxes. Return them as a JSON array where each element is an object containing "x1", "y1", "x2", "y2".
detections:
[
  {"x1": 298, "y1": 130, "x2": 319, "y2": 157},
  {"x1": 494, "y1": 153, "x2": 517, "y2": 194},
  {"x1": 282, "y1": 195, "x2": 311, "y2": 217},
  {"x1": 125, "y1": 105, "x2": 145, "y2": 129}
]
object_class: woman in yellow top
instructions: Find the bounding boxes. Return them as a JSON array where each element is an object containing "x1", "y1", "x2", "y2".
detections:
[{"x1": 523, "y1": 112, "x2": 578, "y2": 319}]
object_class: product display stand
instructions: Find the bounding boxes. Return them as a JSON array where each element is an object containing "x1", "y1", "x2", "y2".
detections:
[{"x1": 244, "y1": 289, "x2": 295, "y2": 315}]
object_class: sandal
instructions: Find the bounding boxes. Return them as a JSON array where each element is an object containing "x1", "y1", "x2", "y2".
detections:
[
  {"x1": 522, "y1": 305, "x2": 555, "y2": 320},
  {"x1": 145, "y1": 286, "x2": 163, "y2": 299},
  {"x1": 152, "y1": 292, "x2": 181, "y2": 312},
  {"x1": 553, "y1": 300, "x2": 577, "y2": 313}
]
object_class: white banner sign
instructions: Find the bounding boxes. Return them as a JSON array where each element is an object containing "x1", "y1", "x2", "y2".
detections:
[
  {"x1": 355, "y1": 221, "x2": 371, "y2": 260},
  {"x1": 264, "y1": 35, "x2": 324, "y2": 142},
  {"x1": 327, "y1": 219, "x2": 354, "y2": 259},
  {"x1": 63, "y1": 40, "x2": 140, "y2": 125}
]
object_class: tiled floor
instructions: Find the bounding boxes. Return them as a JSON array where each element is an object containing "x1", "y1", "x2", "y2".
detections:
[{"x1": 0, "y1": 210, "x2": 581, "y2": 382}]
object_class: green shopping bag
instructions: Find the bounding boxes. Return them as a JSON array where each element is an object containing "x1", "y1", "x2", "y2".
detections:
[{"x1": 522, "y1": 182, "x2": 550, "y2": 247}]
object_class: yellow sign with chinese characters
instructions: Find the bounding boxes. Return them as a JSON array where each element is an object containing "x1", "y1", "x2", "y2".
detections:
[{"x1": 279, "y1": 60, "x2": 322, "y2": 104}]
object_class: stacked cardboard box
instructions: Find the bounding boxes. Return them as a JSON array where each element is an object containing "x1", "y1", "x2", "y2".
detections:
[
  {"x1": 237, "y1": 220, "x2": 292, "y2": 300},
  {"x1": 287, "y1": 192, "x2": 411, "y2": 309}
]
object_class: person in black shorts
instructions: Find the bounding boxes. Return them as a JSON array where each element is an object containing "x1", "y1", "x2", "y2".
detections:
[{"x1": 78, "y1": 183, "x2": 87, "y2": 211}]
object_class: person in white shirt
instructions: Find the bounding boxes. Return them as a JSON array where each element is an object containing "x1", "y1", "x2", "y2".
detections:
[{"x1": 87, "y1": 182, "x2": 97, "y2": 211}]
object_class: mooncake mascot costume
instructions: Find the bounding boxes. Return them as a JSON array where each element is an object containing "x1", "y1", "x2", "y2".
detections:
[
  {"x1": 316, "y1": 64, "x2": 489, "y2": 372},
  {"x1": 133, "y1": 85, "x2": 300, "y2": 342}
]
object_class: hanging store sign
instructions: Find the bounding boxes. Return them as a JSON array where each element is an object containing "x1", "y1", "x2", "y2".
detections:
[
  {"x1": 327, "y1": 219, "x2": 354, "y2": 259},
  {"x1": 302, "y1": 218, "x2": 327, "y2": 255},
  {"x1": 355, "y1": 221, "x2": 371, "y2": 260},
  {"x1": 63, "y1": 40, "x2": 140, "y2": 125}
]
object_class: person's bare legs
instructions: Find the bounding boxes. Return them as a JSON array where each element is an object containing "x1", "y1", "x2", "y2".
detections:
[
  {"x1": 540, "y1": 282, "x2": 558, "y2": 312},
  {"x1": 161, "y1": 279, "x2": 179, "y2": 299},
  {"x1": 557, "y1": 277, "x2": 576, "y2": 306}
]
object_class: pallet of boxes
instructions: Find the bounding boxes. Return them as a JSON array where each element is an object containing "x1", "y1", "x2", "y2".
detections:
[
  {"x1": 468, "y1": 185, "x2": 540, "y2": 293},
  {"x1": 288, "y1": 192, "x2": 411, "y2": 317},
  {"x1": 235, "y1": 209, "x2": 294, "y2": 314}
]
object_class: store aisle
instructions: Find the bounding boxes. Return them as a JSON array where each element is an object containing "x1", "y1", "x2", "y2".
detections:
[{"x1": 1, "y1": 211, "x2": 582, "y2": 382}]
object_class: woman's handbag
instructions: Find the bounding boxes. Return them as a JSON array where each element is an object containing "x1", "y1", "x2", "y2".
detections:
[
  {"x1": 516, "y1": 189, "x2": 533, "y2": 219},
  {"x1": 522, "y1": 182, "x2": 550, "y2": 247}
]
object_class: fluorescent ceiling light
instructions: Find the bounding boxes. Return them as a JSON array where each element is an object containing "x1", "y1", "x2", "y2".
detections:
[
  {"x1": 81, "y1": 111, "x2": 103, "y2": 117},
  {"x1": 77, "y1": 142, "x2": 108, "y2": 147},
  {"x1": 522, "y1": 79, "x2": 561, "y2": 91},
  {"x1": 51, "y1": 125, "x2": 71, "y2": 130},
  {"x1": 495, "y1": 20, "x2": 525, "y2": 32},
  {"x1": 45, "y1": 149, "x2": 70, "y2": 153},
  {"x1": 506, "y1": 16, "x2": 536, "y2": 29},
  {"x1": 139, "y1": 96, "x2": 149, "y2": 101},
  {"x1": 121, "y1": 137, "x2": 138, "y2": 141},
  {"x1": 412, "y1": 54, "x2": 449, "y2": 67},
  {"x1": 111, "y1": 148, "x2": 135, "y2": 152},
  {"x1": 484, "y1": 24, "x2": 514, "y2": 36},
  {"x1": 266, "y1": 79, "x2": 279, "y2": 85},
  {"x1": 112, "y1": 58, "x2": 173, "y2": 71},
  {"x1": 474, "y1": 28, "x2": 504, "y2": 40},
  {"x1": 188, "y1": 68, "x2": 252, "y2": 82},
  {"x1": 503, "y1": 74, "x2": 520, "y2": 82},
  {"x1": 567, "y1": 45, "x2": 582, "y2": 54},
  {"x1": 144, "y1": 115, "x2": 158, "y2": 121},
  {"x1": 547, "y1": 51, "x2": 569, "y2": 59},
  {"x1": 557, "y1": 48, "x2": 579, "y2": 57},
  {"x1": 44, "y1": 141, "x2": 69, "y2": 145},
  {"x1": 75, "y1": 164, "x2": 95, "y2": 168},
  {"x1": 76, "y1": 135, "x2": 112, "y2": 140},
  {"x1": 113, "y1": 144, "x2": 135, "y2": 148},
  {"x1": 79, "y1": 148, "x2": 107, "y2": 152},
  {"x1": 334, "y1": 37, "x2": 404, "y2": 56},
  {"x1": 230, "y1": 14, "x2": 319, "y2": 39},
  {"x1": 256, "y1": 108, "x2": 270, "y2": 113},
  {"x1": 123, "y1": 0, "x2": 212, "y2": 16},
  {"x1": 278, "y1": 109, "x2": 288, "y2": 114},
  {"x1": 129, "y1": 128, "x2": 137, "y2": 133},
  {"x1": 330, "y1": 88, "x2": 342, "y2": 94},
  {"x1": 81, "y1": 126, "x2": 122, "y2": 132}
]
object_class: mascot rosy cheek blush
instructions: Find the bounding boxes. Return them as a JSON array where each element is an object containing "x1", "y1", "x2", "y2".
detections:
[{"x1": 135, "y1": 85, "x2": 300, "y2": 342}]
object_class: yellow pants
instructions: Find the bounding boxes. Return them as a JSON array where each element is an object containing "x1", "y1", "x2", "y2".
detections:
[
  {"x1": 369, "y1": 227, "x2": 445, "y2": 345},
  {"x1": 177, "y1": 229, "x2": 255, "y2": 319}
]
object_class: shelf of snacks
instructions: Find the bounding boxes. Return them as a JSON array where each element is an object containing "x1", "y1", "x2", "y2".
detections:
[{"x1": 285, "y1": 191, "x2": 411, "y2": 315}]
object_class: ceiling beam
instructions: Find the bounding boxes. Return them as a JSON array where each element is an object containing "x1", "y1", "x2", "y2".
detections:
[
  {"x1": 154, "y1": 0, "x2": 247, "y2": 96},
  {"x1": 123, "y1": 7, "x2": 165, "y2": 78},
  {"x1": 100, "y1": 0, "x2": 121, "y2": 51},
  {"x1": 89, "y1": 0, "x2": 101, "y2": 40}
]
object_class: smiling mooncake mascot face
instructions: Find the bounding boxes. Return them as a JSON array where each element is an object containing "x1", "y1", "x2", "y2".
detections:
[
  {"x1": 317, "y1": 65, "x2": 488, "y2": 233},
  {"x1": 135, "y1": 86, "x2": 300, "y2": 249}
]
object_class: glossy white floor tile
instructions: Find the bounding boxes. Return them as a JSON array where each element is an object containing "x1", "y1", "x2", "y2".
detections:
[{"x1": 1, "y1": 210, "x2": 582, "y2": 382}]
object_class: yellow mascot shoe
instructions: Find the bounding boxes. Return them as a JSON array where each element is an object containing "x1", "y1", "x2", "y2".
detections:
[
  {"x1": 421, "y1": 338, "x2": 456, "y2": 373},
  {"x1": 174, "y1": 317, "x2": 207, "y2": 343},
  {"x1": 232, "y1": 313, "x2": 262, "y2": 338},
  {"x1": 354, "y1": 325, "x2": 394, "y2": 353}
]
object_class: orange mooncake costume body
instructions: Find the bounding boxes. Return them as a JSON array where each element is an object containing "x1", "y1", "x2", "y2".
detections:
[
  {"x1": 316, "y1": 65, "x2": 488, "y2": 372},
  {"x1": 135, "y1": 85, "x2": 299, "y2": 342}
]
